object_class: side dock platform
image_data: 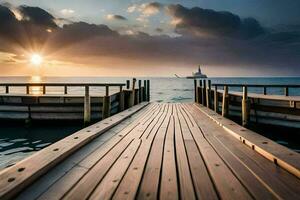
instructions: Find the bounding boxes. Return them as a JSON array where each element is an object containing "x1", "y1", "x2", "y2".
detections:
[{"x1": 0, "y1": 103, "x2": 299, "y2": 199}]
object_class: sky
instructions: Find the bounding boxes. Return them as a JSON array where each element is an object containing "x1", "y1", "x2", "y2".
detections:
[{"x1": 0, "y1": 0, "x2": 300, "y2": 76}]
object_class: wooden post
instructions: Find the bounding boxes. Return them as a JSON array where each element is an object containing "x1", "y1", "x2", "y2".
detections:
[
  {"x1": 199, "y1": 80, "x2": 202, "y2": 104},
  {"x1": 242, "y1": 86, "x2": 250, "y2": 127},
  {"x1": 214, "y1": 85, "x2": 219, "y2": 113},
  {"x1": 5, "y1": 86, "x2": 9, "y2": 94},
  {"x1": 263, "y1": 87, "x2": 267, "y2": 95},
  {"x1": 138, "y1": 80, "x2": 142, "y2": 104},
  {"x1": 119, "y1": 86, "x2": 125, "y2": 111},
  {"x1": 203, "y1": 80, "x2": 207, "y2": 106},
  {"x1": 42, "y1": 85, "x2": 46, "y2": 94},
  {"x1": 222, "y1": 86, "x2": 229, "y2": 117},
  {"x1": 147, "y1": 80, "x2": 150, "y2": 101},
  {"x1": 102, "y1": 85, "x2": 111, "y2": 119},
  {"x1": 284, "y1": 87, "x2": 289, "y2": 96},
  {"x1": 206, "y1": 80, "x2": 211, "y2": 108},
  {"x1": 194, "y1": 79, "x2": 197, "y2": 103},
  {"x1": 143, "y1": 80, "x2": 147, "y2": 101},
  {"x1": 64, "y1": 86, "x2": 68, "y2": 94},
  {"x1": 26, "y1": 85, "x2": 30, "y2": 94},
  {"x1": 126, "y1": 80, "x2": 130, "y2": 89},
  {"x1": 129, "y1": 78, "x2": 136, "y2": 107},
  {"x1": 84, "y1": 86, "x2": 91, "y2": 125}
]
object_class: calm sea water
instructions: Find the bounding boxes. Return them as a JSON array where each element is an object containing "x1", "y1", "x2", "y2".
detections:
[{"x1": 0, "y1": 76, "x2": 299, "y2": 169}]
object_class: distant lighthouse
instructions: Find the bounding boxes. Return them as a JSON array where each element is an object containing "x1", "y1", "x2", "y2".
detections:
[{"x1": 186, "y1": 65, "x2": 207, "y2": 79}]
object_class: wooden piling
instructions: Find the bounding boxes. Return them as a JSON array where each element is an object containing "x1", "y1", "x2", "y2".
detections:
[
  {"x1": 199, "y1": 80, "x2": 203, "y2": 104},
  {"x1": 194, "y1": 80, "x2": 197, "y2": 103},
  {"x1": 102, "y1": 85, "x2": 110, "y2": 119},
  {"x1": 242, "y1": 86, "x2": 250, "y2": 127},
  {"x1": 64, "y1": 86, "x2": 68, "y2": 94},
  {"x1": 138, "y1": 80, "x2": 142, "y2": 104},
  {"x1": 119, "y1": 86, "x2": 125, "y2": 112},
  {"x1": 129, "y1": 78, "x2": 136, "y2": 107},
  {"x1": 222, "y1": 86, "x2": 229, "y2": 117},
  {"x1": 5, "y1": 86, "x2": 9, "y2": 94},
  {"x1": 203, "y1": 80, "x2": 207, "y2": 106},
  {"x1": 284, "y1": 87, "x2": 289, "y2": 96},
  {"x1": 84, "y1": 86, "x2": 91, "y2": 125},
  {"x1": 147, "y1": 80, "x2": 150, "y2": 101},
  {"x1": 214, "y1": 85, "x2": 219, "y2": 113},
  {"x1": 26, "y1": 85, "x2": 30, "y2": 94},
  {"x1": 42, "y1": 86, "x2": 46, "y2": 94},
  {"x1": 143, "y1": 80, "x2": 147, "y2": 101},
  {"x1": 126, "y1": 80, "x2": 130, "y2": 89},
  {"x1": 206, "y1": 80, "x2": 211, "y2": 108},
  {"x1": 263, "y1": 87, "x2": 267, "y2": 95}
]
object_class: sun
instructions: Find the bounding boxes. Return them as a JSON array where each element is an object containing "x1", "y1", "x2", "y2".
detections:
[{"x1": 30, "y1": 54, "x2": 43, "y2": 66}]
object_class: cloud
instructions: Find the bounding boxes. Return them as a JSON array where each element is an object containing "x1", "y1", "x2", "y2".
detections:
[
  {"x1": 140, "y1": 2, "x2": 163, "y2": 16},
  {"x1": 167, "y1": 4, "x2": 265, "y2": 39},
  {"x1": 127, "y1": 5, "x2": 137, "y2": 13},
  {"x1": 19, "y1": 6, "x2": 57, "y2": 28},
  {"x1": 106, "y1": 14, "x2": 127, "y2": 21},
  {"x1": 60, "y1": 9, "x2": 75, "y2": 15}
]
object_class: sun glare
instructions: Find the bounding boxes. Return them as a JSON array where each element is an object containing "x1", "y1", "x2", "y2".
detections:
[{"x1": 30, "y1": 54, "x2": 43, "y2": 66}]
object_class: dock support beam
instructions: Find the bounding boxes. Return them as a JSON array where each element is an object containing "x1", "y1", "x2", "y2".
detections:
[
  {"x1": 143, "y1": 80, "x2": 147, "y2": 101},
  {"x1": 194, "y1": 80, "x2": 197, "y2": 103},
  {"x1": 284, "y1": 87, "x2": 289, "y2": 96},
  {"x1": 26, "y1": 86, "x2": 30, "y2": 94},
  {"x1": 119, "y1": 86, "x2": 125, "y2": 112},
  {"x1": 222, "y1": 86, "x2": 229, "y2": 117},
  {"x1": 198, "y1": 80, "x2": 202, "y2": 104},
  {"x1": 126, "y1": 80, "x2": 130, "y2": 89},
  {"x1": 5, "y1": 86, "x2": 9, "y2": 94},
  {"x1": 203, "y1": 80, "x2": 207, "y2": 106},
  {"x1": 206, "y1": 80, "x2": 211, "y2": 108},
  {"x1": 84, "y1": 86, "x2": 91, "y2": 125},
  {"x1": 138, "y1": 80, "x2": 142, "y2": 103},
  {"x1": 147, "y1": 80, "x2": 150, "y2": 102},
  {"x1": 263, "y1": 87, "x2": 267, "y2": 95},
  {"x1": 129, "y1": 78, "x2": 136, "y2": 107},
  {"x1": 64, "y1": 86, "x2": 68, "y2": 94},
  {"x1": 102, "y1": 85, "x2": 110, "y2": 119},
  {"x1": 242, "y1": 86, "x2": 250, "y2": 127},
  {"x1": 214, "y1": 85, "x2": 219, "y2": 113}
]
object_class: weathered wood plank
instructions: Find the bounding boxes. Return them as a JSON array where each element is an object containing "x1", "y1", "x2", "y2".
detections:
[
  {"x1": 194, "y1": 103, "x2": 300, "y2": 178},
  {"x1": 173, "y1": 104, "x2": 196, "y2": 200},
  {"x1": 178, "y1": 104, "x2": 253, "y2": 200},
  {"x1": 177, "y1": 104, "x2": 218, "y2": 200},
  {"x1": 37, "y1": 104, "x2": 160, "y2": 200},
  {"x1": 112, "y1": 104, "x2": 169, "y2": 200},
  {"x1": 0, "y1": 102, "x2": 149, "y2": 200},
  {"x1": 89, "y1": 139, "x2": 141, "y2": 200},
  {"x1": 159, "y1": 114, "x2": 179, "y2": 200},
  {"x1": 183, "y1": 104, "x2": 278, "y2": 199},
  {"x1": 137, "y1": 104, "x2": 172, "y2": 200}
]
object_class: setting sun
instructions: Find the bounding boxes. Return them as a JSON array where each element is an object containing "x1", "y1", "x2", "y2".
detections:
[{"x1": 30, "y1": 54, "x2": 43, "y2": 66}]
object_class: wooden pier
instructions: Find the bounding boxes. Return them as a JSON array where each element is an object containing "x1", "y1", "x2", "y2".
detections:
[
  {"x1": 0, "y1": 102, "x2": 299, "y2": 199},
  {"x1": 194, "y1": 80, "x2": 300, "y2": 128},
  {"x1": 0, "y1": 79, "x2": 150, "y2": 125}
]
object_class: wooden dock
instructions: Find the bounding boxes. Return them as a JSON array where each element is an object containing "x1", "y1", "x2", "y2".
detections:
[
  {"x1": 0, "y1": 103, "x2": 299, "y2": 199},
  {"x1": 194, "y1": 80, "x2": 300, "y2": 128}
]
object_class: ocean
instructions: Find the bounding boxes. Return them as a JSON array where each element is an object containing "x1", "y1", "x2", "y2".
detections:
[{"x1": 0, "y1": 76, "x2": 299, "y2": 169}]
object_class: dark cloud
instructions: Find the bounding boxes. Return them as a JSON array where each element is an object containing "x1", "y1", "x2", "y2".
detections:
[
  {"x1": 19, "y1": 6, "x2": 57, "y2": 28},
  {"x1": 107, "y1": 14, "x2": 127, "y2": 21},
  {"x1": 167, "y1": 4, "x2": 265, "y2": 39}
]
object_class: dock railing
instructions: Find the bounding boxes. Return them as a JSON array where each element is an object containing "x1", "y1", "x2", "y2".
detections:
[
  {"x1": 194, "y1": 80, "x2": 300, "y2": 127},
  {"x1": 0, "y1": 79, "x2": 150, "y2": 125}
]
